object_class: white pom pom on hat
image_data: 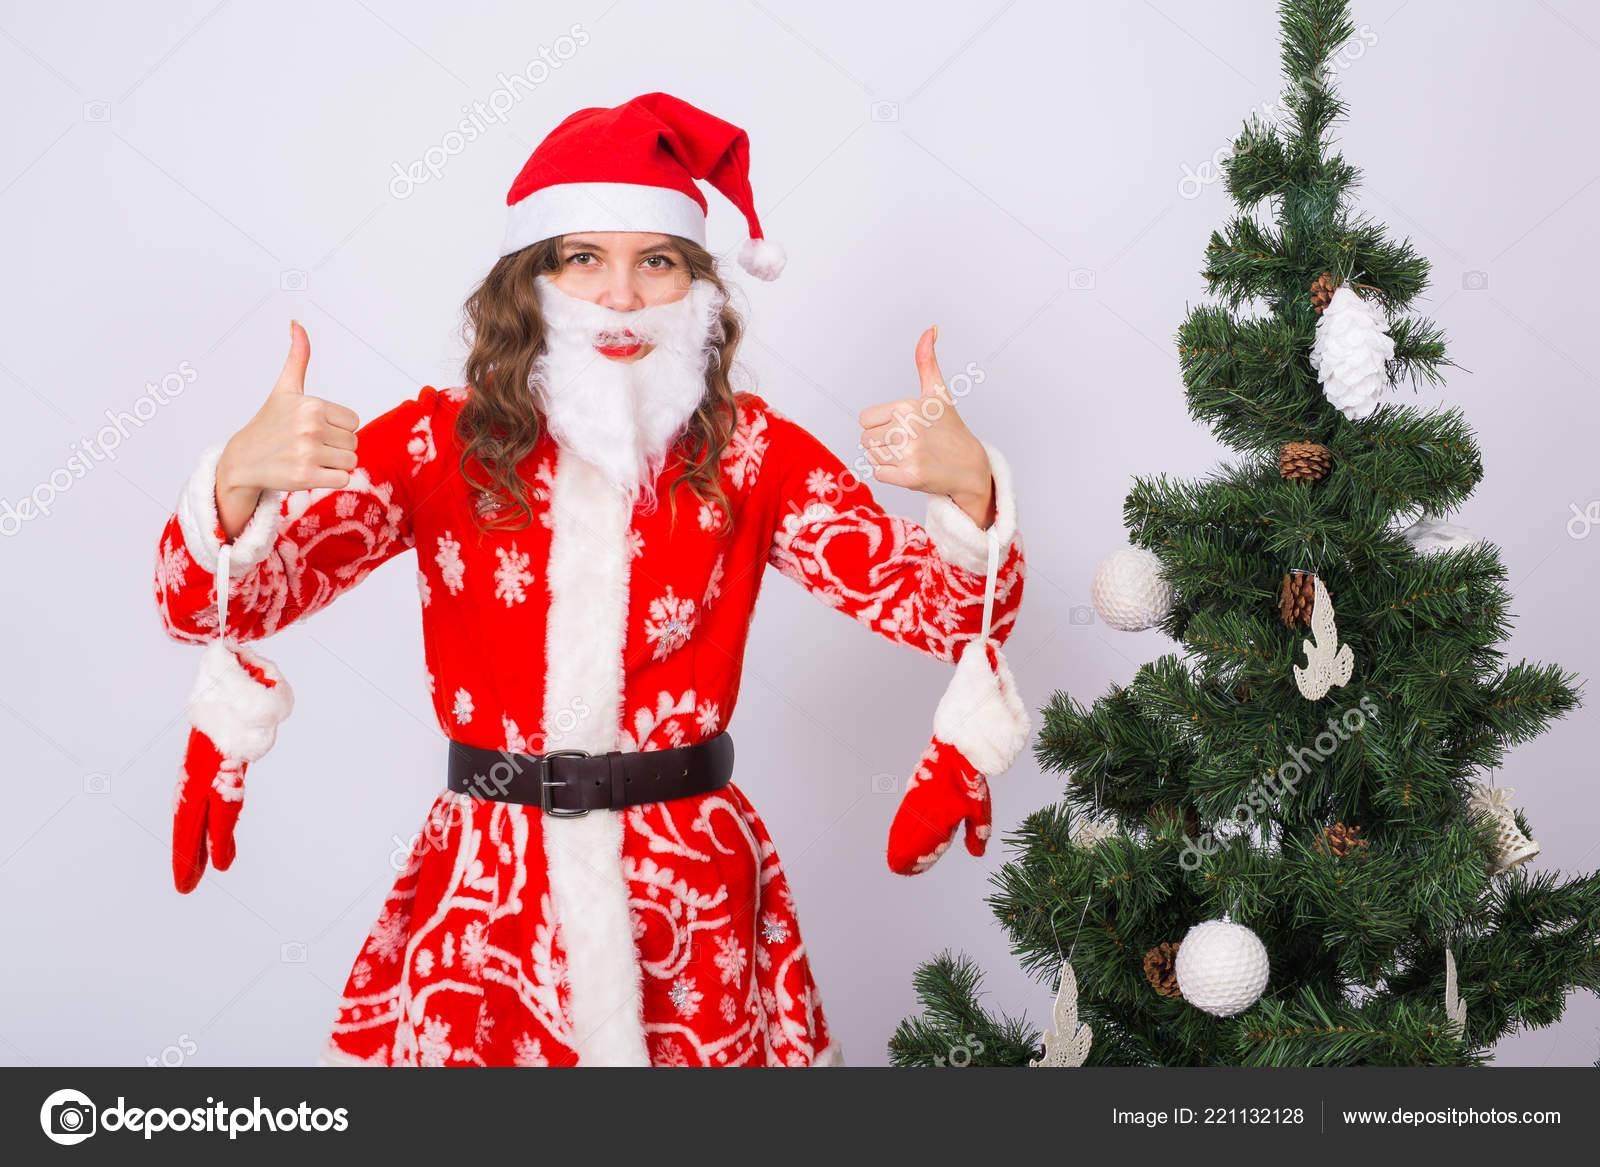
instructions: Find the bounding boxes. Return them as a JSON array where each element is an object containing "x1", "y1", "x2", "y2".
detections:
[
  {"x1": 737, "y1": 236, "x2": 787, "y2": 281},
  {"x1": 499, "y1": 91, "x2": 785, "y2": 281}
]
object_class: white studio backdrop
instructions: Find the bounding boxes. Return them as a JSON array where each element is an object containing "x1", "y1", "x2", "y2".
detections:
[{"x1": 2, "y1": 0, "x2": 1598, "y2": 1067}]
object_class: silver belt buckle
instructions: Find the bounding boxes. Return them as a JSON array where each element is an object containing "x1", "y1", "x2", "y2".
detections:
[{"x1": 539, "y1": 749, "x2": 591, "y2": 817}]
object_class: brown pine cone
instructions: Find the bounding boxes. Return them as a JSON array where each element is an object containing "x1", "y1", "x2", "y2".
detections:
[
  {"x1": 1279, "y1": 571, "x2": 1317, "y2": 628},
  {"x1": 1279, "y1": 441, "x2": 1331, "y2": 483},
  {"x1": 1311, "y1": 271, "x2": 1338, "y2": 314},
  {"x1": 1143, "y1": 942, "x2": 1182, "y2": 998},
  {"x1": 1148, "y1": 801, "x2": 1201, "y2": 837},
  {"x1": 1315, "y1": 822, "x2": 1369, "y2": 858}
]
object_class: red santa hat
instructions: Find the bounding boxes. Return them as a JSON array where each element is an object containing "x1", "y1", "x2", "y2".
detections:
[{"x1": 498, "y1": 91, "x2": 786, "y2": 281}]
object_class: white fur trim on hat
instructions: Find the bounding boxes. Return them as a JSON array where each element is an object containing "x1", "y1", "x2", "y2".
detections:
[
  {"x1": 931, "y1": 640, "x2": 1030, "y2": 778},
  {"x1": 187, "y1": 640, "x2": 294, "y2": 762},
  {"x1": 925, "y1": 441, "x2": 1018, "y2": 577},
  {"x1": 176, "y1": 442, "x2": 286, "y2": 575},
  {"x1": 501, "y1": 181, "x2": 708, "y2": 258},
  {"x1": 737, "y1": 237, "x2": 786, "y2": 281}
]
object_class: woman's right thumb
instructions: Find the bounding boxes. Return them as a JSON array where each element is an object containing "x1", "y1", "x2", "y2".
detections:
[{"x1": 273, "y1": 319, "x2": 309, "y2": 394}]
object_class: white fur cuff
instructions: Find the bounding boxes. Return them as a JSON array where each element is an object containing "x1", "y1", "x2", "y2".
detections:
[
  {"x1": 931, "y1": 640, "x2": 1030, "y2": 778},
  {"x1": 187, "y1": 640, "x2": 294, "y2": 761},
  {"x1": 924, "y1": 441, "x2": 1018, "y2": 577},
  {"x1": 175, "y1": 442, "x2": 286, "y2": 575}
]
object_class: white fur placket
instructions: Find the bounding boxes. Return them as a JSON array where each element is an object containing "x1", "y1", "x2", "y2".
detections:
[{"x1": 539, "y1": 447, "x2": 650, "y2": 1066}]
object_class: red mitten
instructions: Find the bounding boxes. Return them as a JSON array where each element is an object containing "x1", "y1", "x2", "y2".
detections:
[
  {"x1": 887, "y1": 638, "x2": 1028, "y2": 875},
  {"x1": 171, "y1": 640, "x2": 293, "y2": 893}
]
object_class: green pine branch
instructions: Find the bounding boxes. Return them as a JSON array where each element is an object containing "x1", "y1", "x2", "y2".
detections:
[{"x1": 893, "y1": 0, "x2": 1598, "y2": 1067}]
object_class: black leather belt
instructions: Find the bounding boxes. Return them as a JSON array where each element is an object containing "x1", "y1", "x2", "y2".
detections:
[{"x1": 446, "y1": 731, "x2": 734, "y2": 817}]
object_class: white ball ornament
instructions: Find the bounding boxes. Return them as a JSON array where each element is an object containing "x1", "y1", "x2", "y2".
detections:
[
  {"x1": 1091, "y1": 547, "x2": 1175, "y2": 632},
  {"x1": 1173, "y1": 914, "x2": 1269, "y2": 1017}
]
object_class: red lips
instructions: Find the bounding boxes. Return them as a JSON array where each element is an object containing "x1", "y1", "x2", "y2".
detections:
[{"x1": 594, "y1": 330, "x2": 643, "y2": 359}]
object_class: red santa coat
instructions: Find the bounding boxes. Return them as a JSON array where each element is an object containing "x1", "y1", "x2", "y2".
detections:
[{"x1": 153, "y1": 385, "x2": 1024, "y2": 1066}]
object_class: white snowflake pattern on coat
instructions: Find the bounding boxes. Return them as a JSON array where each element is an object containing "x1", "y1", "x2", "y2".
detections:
[
  {"x1": 715, "y1": 935, "x2": 746, "y2": 987},
  {"x1": 407, "y1": 416, "x2": 436, "y2": 474},
  {"x1": 435, "y1": 531, "x2": 466, "y2": 595},
  {"x1": 702, "y1": 553, "x2": 725, "y2": 608},
  {"x1": 512, "y1": 1032, "x2": 549, "y2": 1067},
  {"x1": 155, "y1": 536, "x2": 188, "y2": 595},
  {"x1": 720, "y1": 409, "x2": 769, "y2": 489},
  {"x1": 643, "y1": 587, "x2": 697, "y2": 661},
  {"x1": 492, "y1": 543, "x2": 535, "y2": 606},
  {"x1": 502, "y1": 713, "x2": 527, "y2": 753}
]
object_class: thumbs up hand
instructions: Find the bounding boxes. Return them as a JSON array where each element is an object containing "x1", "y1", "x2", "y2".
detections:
[
  {"x1": 215, "y1": 321, "x2": 362, "y2": 538},
  {"x1": 858, "y1": 326, "x2": 995, "y2": 529}
]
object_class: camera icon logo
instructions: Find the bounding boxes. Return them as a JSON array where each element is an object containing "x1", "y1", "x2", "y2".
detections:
[
  {"x1": 40, "y1": 1088, "x2": 96, "y2": 1145},
  {"x1": 870, "y1": 100, "x2": 900, "y2": 123},
  {"x1": 870, "y1": 772, "x2": 899, "y2": 795},
  {"x1": 281, "y1": 940, "x2": 308, "y2": 963},
  {"x1": 1461, "y1": 270, "x2": 1489, "y2": 291},
  {"x1": 1068, "y1": 267, "x2": 1097, "y2": 291},
  {"x1": 82, "y1": 101, "x2": 111, "y2": 122},
  {"x1": 280, "y1": 269, "x2": 308, "y2": 292}
]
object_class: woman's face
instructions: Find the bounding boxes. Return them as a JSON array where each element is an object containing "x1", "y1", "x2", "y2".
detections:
[{"x1": 549, "y1": 231, "x2": 691, "y2": 363}]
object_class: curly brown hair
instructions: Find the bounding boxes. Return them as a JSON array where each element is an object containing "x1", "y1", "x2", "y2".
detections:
[{"x1": 456, "y1": 234, "x2": 744, "y2": 538}]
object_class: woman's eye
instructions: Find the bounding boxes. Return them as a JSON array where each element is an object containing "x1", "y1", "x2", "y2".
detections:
[
  {"x1": 642, "y1": 255, "x2": 674, "y2": 269},
  {"x1": 567, "y1": 253, "x2": 594, "y2": 266}
]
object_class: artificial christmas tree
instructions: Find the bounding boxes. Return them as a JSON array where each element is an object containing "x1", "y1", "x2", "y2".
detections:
[{"x1": 891, "y1": 0, "x2": 1596, "y2": 1067}]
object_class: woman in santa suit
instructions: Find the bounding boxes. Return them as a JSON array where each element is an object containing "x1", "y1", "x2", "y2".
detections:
[{"x1": 153, "y1": 92, "x2": 1027, "y2": 1067}]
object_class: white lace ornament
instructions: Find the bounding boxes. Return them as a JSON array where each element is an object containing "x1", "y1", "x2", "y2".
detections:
[
  {"x1": 1292, "y1": 574, "x2": 1355, "y2": 700},
  {"x1": 1310, "y1": 285, "x2": 1396, "y2": 420},
  {"x1": 1030, "y1": 960, "x2": 1092, "y2": 1067},
  {"x1": 1444, "y1": 948, "x2": 1467, "y2": 1038},
  {"x1": 1072, "y1": 816, "x2": 1116, "y2": 849},
  {"x1": 1466, "y1": 783, "x2": 1541, "y2": 875}
]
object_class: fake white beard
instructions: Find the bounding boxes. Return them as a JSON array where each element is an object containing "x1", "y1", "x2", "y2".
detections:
[{"x1": 530, "y1": 274, "x2": 728, "y2": 510}]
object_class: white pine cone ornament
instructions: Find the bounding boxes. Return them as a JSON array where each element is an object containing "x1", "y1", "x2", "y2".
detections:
[
  {"x1": 1466, "y1": 783, "x2": 1540, "y2": 875},
  {"x1": 1173, "y1": 914, "x2": 1270, "y2": 1017},
  {"x1": 1309, "y1": 285, "x2": 1396, "y2": 420},
  {"x1": 1091, "y1": 547, "x2": 1175, "y2": 632}
]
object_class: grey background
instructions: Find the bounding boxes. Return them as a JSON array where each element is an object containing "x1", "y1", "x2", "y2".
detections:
[{"x1": 2, "y1": 0, "x2": 1597, "y2": 1067}]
